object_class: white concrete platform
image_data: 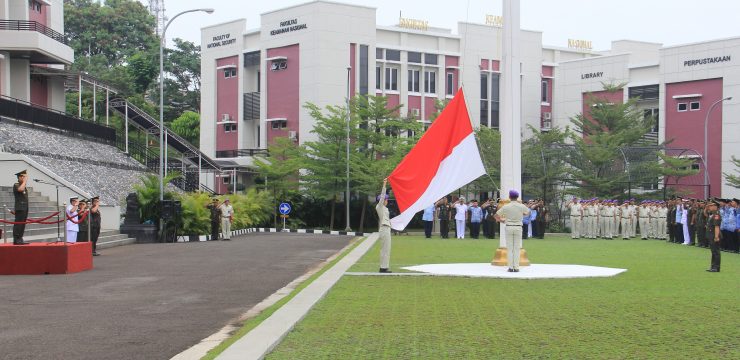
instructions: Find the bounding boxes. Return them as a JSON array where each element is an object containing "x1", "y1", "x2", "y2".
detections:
[{"x1": 401, "y1": 263, "x2": 627, "y2": 279}]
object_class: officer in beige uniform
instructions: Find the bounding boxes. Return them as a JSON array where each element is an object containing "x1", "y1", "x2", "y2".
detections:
[
  {"x1": 638, "y1": 202, "x2": 650, "y2": 239},
  {"x1": 218, "y1": 199, "x2": 234, "y2": 240},
  {"x1": 376, "y1": 178, "x2": 392, "y2": 273},
  {"x1": 628, "y1": 200, "x2": 637, "y2": 238},
  {"x1": 620, "y1": 201, "x2": 632, "y2": 239},
  {"x1": 495, "y1": 190, "x2": 530, "y2": 272},
  {"x1": 567, "y1": 198, "x2": 582, "y2": 239}
]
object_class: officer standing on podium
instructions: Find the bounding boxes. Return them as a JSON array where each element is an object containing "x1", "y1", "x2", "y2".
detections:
[{"x1": 12, "y1": 170, "x2": 30, "y2": 245}]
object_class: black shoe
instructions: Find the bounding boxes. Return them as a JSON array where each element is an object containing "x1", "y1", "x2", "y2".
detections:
[
  {"x1": 507, "y1": 268, "x2": 514, "y2": 272},
  {"x1": 513, "y1": 269, "x2": 520, "y2": 272},
  {"x1": 379, "y1": 268, "x2": 392, "y2": 273},
  {"x1": 706, "y1": 269, "x2": 720, "y2": 272},
  {"x1": 222, "y1": 238, "x2": 230, "y2": 241},
  {"x1": 92, "y1": 252, "x2": 100, "y2": 256},
  {"x1": 13, "y1": 241, "x2": 30, "y2": 245}
]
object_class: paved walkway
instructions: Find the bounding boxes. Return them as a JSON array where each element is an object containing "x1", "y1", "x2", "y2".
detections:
[{"x1": 0, "y1": 233, "x2": 352, "y2": 360}]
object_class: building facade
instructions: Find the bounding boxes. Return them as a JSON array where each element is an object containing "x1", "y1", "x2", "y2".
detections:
[
  {"x1": 0, "y1": 0, "x2": 73, "y2": 111},
  {"x1": 200, "y1": 0, "x2": 739, "y2": 198}
]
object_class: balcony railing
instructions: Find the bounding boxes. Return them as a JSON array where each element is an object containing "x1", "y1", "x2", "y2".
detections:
[
  {"x1": 243, "y1": 92, "x2": 260, "y2": 120},
  {"x1": 0, "y1": 20, "x2": 68, "y2": 45},
  {"x1": 215, "y1": 148, "x2": 268, "y2": 158}
]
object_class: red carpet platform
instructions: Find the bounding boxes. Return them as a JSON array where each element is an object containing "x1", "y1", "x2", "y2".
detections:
[{"x1": 0, "y1": 242, "x2": 93, "y2": 275}]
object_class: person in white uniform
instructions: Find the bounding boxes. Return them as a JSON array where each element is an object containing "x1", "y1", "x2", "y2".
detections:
[
  {"x1": 453, "y1": 198, "x2": 468, "y2": 239},
  {"x1": 218, "y1": 199, "x2": 234, "y2": 241},
  {"x1": 65, "y1": 197, "x2": 79, "y2": 243},
  {"x1": 376, "y1": 178, "x2": 392, "y2": 273},
  {"x1": 495, "y1": 190, "x2": 530, "y2": 272}
]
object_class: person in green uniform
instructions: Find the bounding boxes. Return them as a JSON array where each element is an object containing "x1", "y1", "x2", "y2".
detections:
[
  {"x1": 695, "y1": 200, "x2": 706, "y2": 247},
  {"x1": 376, "y1": 178, "x2": 392, "y2": 273},
  {"x1": 705, "y1": 200, "x2": 722, "y2": 272},
  {"x1": 77, "y1": 199, "x2": 90, "y2": 242},
  {"x1": 206, "y1": 198, "x2": 221, "y2": 241},
  {"x1": 12, "y1": 170, "x2": 30, "y2": 245},
  {"x1": 90, "y1": 196, "x2": 102, "y2": 256},
  {"x1": 435, "y1": 197, "x2": 450, "y2": 239}
]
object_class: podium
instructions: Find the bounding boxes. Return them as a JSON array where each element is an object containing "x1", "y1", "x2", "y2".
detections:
[{"x1": 0, "y1": 242, "x2": 93, "y2": 275}]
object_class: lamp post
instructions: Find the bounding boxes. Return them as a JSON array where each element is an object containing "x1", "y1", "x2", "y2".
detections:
[
  {"x1": 345, "y1": 66, "x2": 352, "y2": 232},
  {"x1": 159, "y1": 8, "x2": 214, "y2": 203},
  {"x1": 703, "y1": 96, "x2": 732, "y2": 199}
]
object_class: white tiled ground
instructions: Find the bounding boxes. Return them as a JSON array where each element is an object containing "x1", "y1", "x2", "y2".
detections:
[{"x1": 400, "y1": 263, "x2": 627, "y2": 279}]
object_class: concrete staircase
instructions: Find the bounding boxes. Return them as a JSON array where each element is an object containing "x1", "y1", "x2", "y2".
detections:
[{"x1": 0, "y1": 186, "x2": 135, "y2": 249}]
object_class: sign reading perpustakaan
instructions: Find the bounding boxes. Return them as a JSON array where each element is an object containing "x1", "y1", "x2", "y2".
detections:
[{"x1": 683, "y1": 55, "x2": 731, "y2": 67}]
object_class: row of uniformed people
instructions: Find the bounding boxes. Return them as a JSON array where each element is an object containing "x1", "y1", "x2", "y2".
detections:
[{"x1": 567, "y1": 198, "x2": 670, "y2": 240}]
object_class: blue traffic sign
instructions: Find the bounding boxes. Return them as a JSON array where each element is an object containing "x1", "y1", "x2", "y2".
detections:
[{"x1": 279, "y1": 202, "x2": 292, "y2": 215}]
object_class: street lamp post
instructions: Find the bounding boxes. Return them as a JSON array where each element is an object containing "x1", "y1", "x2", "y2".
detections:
[
  {"x1": 703, "y1": 96, "x2": 732, "y2": 199},
  {"x1": 159, "y1": 8, "x2": 214, "y2": 203},
  {"x1": 345, "y1": 66, "x2": 352, "y2": 232}
]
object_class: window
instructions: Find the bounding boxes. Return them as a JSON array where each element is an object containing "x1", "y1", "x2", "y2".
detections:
[
  {"x1": 384, "y1": 67, "x2": 398, "y2": 91},
  {"x1": 424, "y1": 53, "x2": 438, "y2": 65},
  {"x1": 270, "y1": 61, "x2": 287, "y2": 71},
  {"x1": 446, "y1": 73, "x2": 454, "y2": 96},
  {"x1": 628, "y1": 84, "x2": 659, "y2": 101},
  {"x1": 480, "y1": 100, "x2": 489, "y2": 127},
  {"x1": 408, "y1": 69, "x2": 420, "y2": 93},
  {"x1": 541, "y1": 80, "x2": 549, "y2": 103},
  {"x1": 257, "y1": 71, "x2": 261, "y2": 92},
  {"x1": 375, "y1": 66, "x2": 381, "y2": 90},
  {"x1": 223, "y1": 123, "x2": 237, "y2": 132},
  {"x1": 224, "y1": 68, "x2": 237, "y2": 78},
  {"x1": 677, "y1": 103, "x2": 688, "y2": 112},
  {"x1": 424, "y1": 71, "x2": 436, "y2": 94},
  {"x1": 271, "y1": 120, "x2": 287, "y2": 130},
  {"x1": 360, "y1": 45, "x2": 369, "y2": 95},
  {"x1": 408, "y1": 52, "x2": 422, "y2": 63},
  {"x1": 222, "y1": 176, "x2": 231, "y2": 185},
  {"x1": 29, "y1": 0, "x2": 42, "y2": 12},
  {"x1": 644, "y1": 108, "x2": 659, "y2": 133},
  {"x1": 386, "y1": 49, "x2": 401, "y2": 62},
  {"x1": 690, "y1": 101, "x2": 700, "y2": 111},
  {"x1": 244, "y1": 51, "x2": 260, "y2": 67},
  {"x1": 490, "y1": 73, "x2": 500, "y2": 128},
  {"x1": 480, "y1": 74, "x2": 489, "y2": 100},
  {"x1": 376, "y1": 48, "x2": 384, "y2": 60}
]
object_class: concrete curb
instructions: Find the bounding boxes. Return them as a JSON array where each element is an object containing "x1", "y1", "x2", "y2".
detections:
[{"x1": 215, "y1": 233, "x2": 379, "y2": 360}]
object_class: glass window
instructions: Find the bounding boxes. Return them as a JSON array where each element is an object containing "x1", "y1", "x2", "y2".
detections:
[
  {"x1": 446, "y1": 73, "x2": 454, "y2": 96},
  {"x1": 690, "y1": 101, "x2": 700, "y2": 111},
  {"x1": 491, "y1": 74, "x2": 500, "y2": 102},
  {"x1": 408, "y1": 69, "x2": 420, "y2": 93},
  {"x1": 480, "y1": 100, "x2": 489, "y2": 127},
  {"x1": 424, "y1": 53, "x2": 438, "y2": 65},
  {"x1": 628, "y1": 84, "x2": 659, "y2": 100},
  {"x1": 677, "y1": 103, "x2": 688, "y2": 112},
  {"x1": 271, "y1": 120, "x2": 287, "y2": 130},
  {"x1": 385, "y1": 67, "x2": 398, "y2": 91},
  {"x1": 541, "y1": 80, "x2": 549, "y2": 103},
  {"x1": 224, "y1": 68, "x2": 236, "y2": 78},
  {"x1": 408, "y1": 52, "x2": 422, "y2": 63},
  {"x1": 480, "y1": 73, "x2": 488, "y2": 99},
  {"x1": 360, "y1": 45, "x2": 368, "y2": 95},
  {"x1": 376, "y1": 48, "x2": 383, "y2": 59},
  {"x1": 424, "y1": 71, "x2": 436, "y2": 94},
  {"x1": 386, "y1": 49, "x2": 400, "y2": 61},
  {"x1": 376, "y1": 66, "x2": 381, "y2": 90}
]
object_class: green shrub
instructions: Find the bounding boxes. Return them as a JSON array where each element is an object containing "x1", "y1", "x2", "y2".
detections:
[{"x1": 177, "y1": 192, "x2": 211, "y2": 235}]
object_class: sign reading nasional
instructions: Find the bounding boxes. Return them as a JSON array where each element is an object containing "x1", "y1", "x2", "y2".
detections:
[
  {"x1": 568, "y1": 39, "x2": 593, "y2": 50},
  {"x1": 399, "y1": 17, "x2": 428, "y2": 31},
  {"x1": 485, "y1": 15, "x2": 503, "y2": 27}
]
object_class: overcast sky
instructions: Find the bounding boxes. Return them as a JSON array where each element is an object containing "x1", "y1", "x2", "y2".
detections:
[{"x1": 147, "y1": 0, "x2": 740, "y2": 50}]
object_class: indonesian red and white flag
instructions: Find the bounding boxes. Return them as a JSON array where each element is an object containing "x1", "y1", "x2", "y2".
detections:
[{"x1": 388, "y1": 88, "x2": 486, "y2": 231}]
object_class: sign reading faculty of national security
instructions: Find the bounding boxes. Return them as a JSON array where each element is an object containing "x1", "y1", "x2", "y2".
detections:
[
  {"x1": 683, "y1": 55, "x2": 731, "y2": 67},
  {"x1": 270, "y1": 18, "x2": 308, "y2": 36},
  {"x1": 207, "y1": 33, "x2": 236, "y2": 49}
]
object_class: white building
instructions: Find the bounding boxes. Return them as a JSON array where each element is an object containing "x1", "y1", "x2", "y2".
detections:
[{"x1": 200, "y1": 0, "x2": 739, "y2": 198}]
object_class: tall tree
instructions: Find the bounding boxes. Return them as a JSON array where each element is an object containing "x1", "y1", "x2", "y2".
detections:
[
  {"x1": 253, "y1": 137, "x2": 303, "y2": 227},
  {"x1": 302, "y1": 103, "x2": 358, "y2": 230},
  {"x1": 351, "y1": 95, "x2": 420, "y2": 231},
  {"x1": 169, "y1": 111, "x2": 200, "y2": 147},
  {"x1": 724, "y1": 156, "x2": 740, "y2": 189}
]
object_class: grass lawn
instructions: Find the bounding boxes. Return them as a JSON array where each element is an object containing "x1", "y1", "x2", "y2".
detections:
[{"x1": 267, "y1": 235, "x2": 740, "y2": 359}]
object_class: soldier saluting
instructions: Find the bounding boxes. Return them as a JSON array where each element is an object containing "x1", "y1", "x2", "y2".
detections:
[{"x1": 12, "y1": 170, "x2": 30, "y2": 245}]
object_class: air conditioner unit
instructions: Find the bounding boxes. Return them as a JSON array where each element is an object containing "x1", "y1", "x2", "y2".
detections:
[
  {"x1": 288, "y1": 130, "x2": 297, "y2": 140},
  {"x1": 411, "y1": 108, "x2": 420, "y2": 117},
  {"x1": 543, "y1": 112, "x2": 552, "y2": 120},
  {"x1": 221, "y1": 114, "x2": 232, "y2": 122}
]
